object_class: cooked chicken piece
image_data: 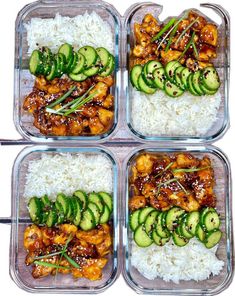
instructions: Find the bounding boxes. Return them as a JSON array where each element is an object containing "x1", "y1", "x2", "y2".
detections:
[
  {"x1": 171, "y1": 33, "x2": 190, "y2": 51},
  {"x1": 96, "y1": 234, "x2": 112, "y2": 257},
  {"x1": 169, "y1": 192, "x2": 200, "y2": 212},
  {"x1": 200, "y1": 24, "x2": 218, "y2": 47},
  {"x1": 95, "y1": 75, "x2": 114, "y2": 87},
  {"x1": 101, "y1": 94, "x2": 114, "y2": 109},
  {"x1": 90, "y1": 82, "x2": 109, "y2": 103},
  {"x1": 176, "y1": 153, "x2": 199, "y2": 168},
  {"x1": 68, "y1": 118, "x2": 83, "y2": 135},
  {"x1": 185, "y1": 58, "x2": 199, "y2": 72},
  {"x1": 98, "y1": 108, "x2": 114, "y2": 126},
  {"x1": 41, "y1": 226, "x2": 57, "y2": 246},
  {"x1": 133, "y1": 45, "x2": 146, "y2": 57},
  {"x1": 76, "y1": 224, "x2": 111, "y2": 245},
  {"x1": 188, "y1": 11, "x2": 207, "y2": 31},
  {"x1": 80, "y1": 105, "x2": 97, "y2": 118},
  {"x1": 59, "y1": 224, "x2": 78, "y2": 235},
  {"x1": 24, "y1": 225, "x2": 44, "y2": 252},
  {"x1": 143, "y1": 13, "x2": 158, "y2": 25},
  {"x1": 52, "y1": 224, "x2": 77, "y2": 245},
  {"x1": 68, "y1": 238, "x2": 98, "y2": 258},
  {"x1": 198, "y1": 61, "x2": 213, "y2": 69},
  {"x1": 178, "y1": 19, "x2": 190, "y2": 32},
  {"x1": 149, "y1": 189, "x2": 172, "y2": 211},
  {"x1": 32, "y1": 257, "x2": 57, "y2": 279},
  {"x1": 55, "y1": 259, "x2": 71, "y2": 275},
  {"x1": 51, "y1": 123, "x2": 67, "y2": 136},
  {"x1": 160, "y1": 49, "x2": 182, "y2": 64},
  {"x1": 129, "y1": 195, "x2": 147, "y2": 211},
  {"x1": 136, "y1": 154, "x2": 154, "y2": 174},
  {"x1": 198, "y1": 44, "x2": 217, "y2": 62},
  {"x1": 89, "y1": 116, "x2": 105, "y2": 134},
  {"x1": 142, "y1": 183, "x2": 156, "y2": 198}
]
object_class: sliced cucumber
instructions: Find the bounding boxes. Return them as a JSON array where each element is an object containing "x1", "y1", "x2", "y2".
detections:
[
  {"x1": 201, "y1": 67, "x2": 220, "y2": 91},
  {"x1": 192, "y1": 70, "x2": 204, "y2": 95},
  {"x1": 165, "y1": 60, "x2": 181, "y2": 82},
  {"x1": 138, "y1": 75, "x2": 157, "y2": 94},
  {"x1": 200, "y1": 207, "x2": 216, "y2": 226},
  {"x1": 88, "y1": 193, "x2": 104, "y2": 214},
  {"x1": 130, "y1": 209, "x2": 141, "y2": 232},
  {"x1": 152, "y1": 231, "x2": 170, "y2": 246},
  {"x1": 199, "y1": 83, "x2": 218, "y2": 95},
  {"x1": 153, "y1": 67, "x2": 166, "y2": 90},
  {"x1": 100, "y1": 54, "x2": 115, "y2": 77},
  {"x1": 79, "y1": 208, "x2": 96, "y2": 231},
  {"x1": 88, "y1": 202, "x2": 101, "y2": 225},
  {"x1": 28, "y1": 197, "x2": 43, "y2": 224},
  {"x1": 73, "y1": 199, "x2": 82, "y2": 226},
  {"x1": 186, "y1": 211, "x2": 200, "y2": 235},
  {"x1": 54, "y1": 53, "x2": 64, "y2": 77},
  {"x1": 164, "y1": 80, "x2": 184, "y2": 97},
  {"x1": 181, "y1": 67, "x2": 192, "y2": 89},
  {"x1": 58, "y1": 43, "x2": 73, "y2": 63},
  {"x1": 69, "y1": 72, "x2": 88, "y2": 82},
  {"x1": 42, "y1": 47, "x2": 53, "y2": 76},
  {"x1": 78, "y1": 46, "x2": 97, "y2": 68},
  {"x1": 46, "y1": 206, "x2": 57, "y2": 227},
  {"x1": 55, "y1": 201, "x2": 65, "y2": 224},
  {"x1": 187, "y1": 73, "x2": 199, "y2": 96},
  {"x1": 56, "y1": 193, "x2": 69, "y2": 216},
  {"x1": 145, "y1": 210, "x2": 159, "y2": 236},
  {"x1": 74, "y1": 190, "x2": 88, "y2": 210},
  {"x1": 138, "y1": 207, "x2": 155, "y2": 224},
  {"x1": 134, "y1": 224, "x2": 153, "y2": 247},
  {"x1": 172, "y1": 230, "x2": 189, "y2": 247},
  {"x1": 68, "y1": 52, "x2": 79, "y2": 74},
  {"x1": 83, "y1": 60, "x2": 100, "y2": 77},
  {"x1": 166, "y1": 207, "x2": 185, "y2": 231},
  {"x1": 29, "y1": 50, "x2": 44, "y2": 76},
  {"x1": 156, "y1": 212, "x2": 171, "y2": 238},
  {"x1": 98, "y1": 192, "x2": 112, "y2": 212},
  {"x1": 204, "y1": 229, "x2": 222, "y2": 249},
  {"x1": 203, "y1": 210, "x2": 220, "y2": 232},
  {"x1": 143, "y1": 60, "x2": 162, "y2": 87},
  {"x1": 130, "y1": 65, "x2": 142, "y2": 90},
  {"x1": 96, "y1": 47, "x2": 110, "y2": 71},
  {"x1": 41, "y1": 195, "x2": 51, "y2": 208},
  {"x1": 195, "y1": 224, "x2": 206, "y2": 242},
  {"x1": 174, "y1": 66, "x2": 185, "y2": 90},
  {"x1": 66, "y1": 198, "x2": 74, "y2": 221},
  {"x1": 180, "y1": 220, "x2": 194, "y2": 239},
  {"x1": 46, "y1": 60, "x2": 57, "y2": 81},
  {"x1": 100, "y1": 204, "x2": 111, "y2": 224},
  {"x1": 71, "y1": 52, "x2": 86, "y2": 74}
]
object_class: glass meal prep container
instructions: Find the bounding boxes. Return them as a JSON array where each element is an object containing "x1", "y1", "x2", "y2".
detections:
[
  {"x1": 14, "y1": 0, "x2": 121, "y2": 143},
  {"x1": 0, "y1": 145, "x2": 120, "y2": 293},
  {"x1": 123, "y1": 3, "x2": 230, "y2": 143},
  {"x1": 122, "y1": 145, "x2": 233, "y2": 295}
]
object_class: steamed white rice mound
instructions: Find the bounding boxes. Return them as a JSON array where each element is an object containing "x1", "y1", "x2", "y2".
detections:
[
  {"x1": 131, "y1": 88, "x2": 221, "y2": 136},
  {"x1": 131, "y1": 238, "x2": 224, "y2": 283},
  {"x1": 24, "y1": 153, "x2": 113, "y2": 199},
  {"x1": 24, "y1": 12, "x2": 114, "y2": 54}
]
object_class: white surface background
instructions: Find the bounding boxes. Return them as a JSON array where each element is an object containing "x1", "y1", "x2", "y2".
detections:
[{"x1": 0, "y1": 0, "x2": 234, "y2": 295}]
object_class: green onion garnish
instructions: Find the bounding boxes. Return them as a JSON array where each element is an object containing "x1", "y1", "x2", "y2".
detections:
[
  {"x1": 46, "y1": 85, "x2": 76, "y2": 109},
  {"x1": 156, "y1": 178, "x2": 178, "y2": 197},
  {"x1": 34, "y1": 260, "x2": 70, "y2": 270},
  {"x1": 34, "y1": 251, "x2": 64, "y2": 260},
  {"x1": 152, "y1": 18, "x2": 176, "y2": 42},
  {"x1": 63, "y1": 253, "x2": 80, "y2": 269},
  {"x1": 177, "y1": 31, "x2": 196, "y2": 61},
  {"x1": 154, "y1": 162, "x2": 174, "y2": 178},
  {"x1": 192, "y1": 41, "x2": 199, "y2": 58},
  {"x1": 175, "y1": 17, "x2": 199, "y2": 46},
  {"x1": 172, "y1": 166, "x2": 210, "y2": 173}
]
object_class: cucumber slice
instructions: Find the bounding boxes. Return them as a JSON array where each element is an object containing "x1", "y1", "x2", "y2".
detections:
[
  {"x1": 134, "y1": 224, "x2": 153, "y2": 247},
  {"x1": 199, "y1": 83, "x2": 218, "y2": 95},
  {"x1": 57, "y1": 53, "x2": 67, "y2": 74},
  {"x1": 187, "y1": 73, "x2": 199, "y2": 96},
  {"x1": 203, "y1": 211, "x2": 220, "y2": 232},
  {"x1": 164, "y1": 80, "x2": 184, "y2": 97},
  {"x1": 181, "y1": 67, "x2": 192, "y2": 89},
  {"x1": 98, "y1": 192, "x2": 113, "y2": 212},
  {"x1": 174, "y1": 66, "x2": 185, "y2": 90},
  {"x1": 165, "y1": 60, "x2": 181, "y2": 82},
  {"x1": 152, "y1": 231, "x2": 170, "y2": 246},
  {"x1": 66, "y1": 198, "x2": 74, "y2": 221},
  {"x1": 78, "y1": 46, "x2": 97, "y2": 68},
  {"x1": 55, "y1": 201, "x2": 65, "y2": 224},
  {"x1": 180, "y1": 220, "x2": 194, "y2": 239},
  {"x1": 71, "y1": 52, "x2": 86, "y2": 74},
  {"x1": 56, "y1": 193, "x2": 69, "y2": 216},
  {"x1": 138, "y1": 207, "x2": 155, "y2": 224},
  {"x1": 69, "y1": 72, "x2": 88, "y2": 82},
  {"x1": 74, "y1": 190, "x2": 88, "y2": 210},
  {"x1": 138, "y1": 75, "x2": 157, "y2": 94},
  {"x1": 100, "y1": 54, "x2": 115, "y2": 77},
  {"x1": 161, "y1": 211, "x2": 168, "y2": 228},
  {"x1": 58, "y1": 43, "x2": 73, "y2": 63},
  {"x1": 100, "y1": 204, "x2": 111, "y2": 224},
  {"x1": 54, "y1": 53, "x2": 65, "y2": 77},
  {"x1": 42, "y1": 47, "x2": 53, "y2": 76},
  {"x1": 172, "y1": 230, "x2": 189, "y2": 247},
  {"x1": 88, "y1": 193, "x2": 104, "y2": 214},
  {"x1": 130, "y1": 209, "x2": 141, "y2": 231},
  {"x1": 29, "y1": 50, "x2": 44, "y2": 76},
  {"x1": 41, "y1": 195, "x2": 51, "y2": 207},
  {"x1": 192, "y1": 70, "x2": 204, "y2": 95},
  {"x1": 204, "y1": 229, "x2": 222, "y2": 249},
  {"x1": 96, "y1": 47, "x2": 110, "y2": 71},
  {"x1": 130, "y1": 65, "x2": 142, "y2": 90},
  {"x1": 65, "y1": 53, "x2": 75, "y2": 74},
  {"x1": 46, "y1": 206, "x2": 57, "y2": 227},
  {"x1": 186, "y1": 211, "x2": 200, "y2": 235},
  {"x1": 83, "y1": 57, "x2": 101, "y2": 76},
  {"x1": 200, "y1": 207, "x2": 216, "y2": 226},
  {"x1": 195, "y1": 224, "x2": 206, "y2": 242},
  {"x1": 73, "y1": 199, "x2": 82, "y2": 226},
  {"x1": 156, "y1": 212, "x2": 171, "y2": 238},
  {"x1": 88, "y1": 202, "x2": 101, "y2": 225},
  {"x1": 153, "y1": 67, "x2": 166, "y2": 90},
  {"x1": 28, "y1": 197, "x2": 43, "y2": 224},
  {"x1": 46, "y1": 60, "x2": 57, "y2": 81},
  {"x1": 166, "y1": 207, "x2": 185, "y2": 231},
  {"x1": 79, "y1": 208, "x2": 96, "y2": 231},
  {"x1": 67, "y1": 52, "x2": 79, "y2": 74},
  {"x1": 143, "y1": 60, "x2": 162, "y2": 87},
  {"x1": 144, "y1": 210, "x2": 159, "y2": 236},
  {"x1": 201, "y1": 67, "x2": 220, "y2": 91}
]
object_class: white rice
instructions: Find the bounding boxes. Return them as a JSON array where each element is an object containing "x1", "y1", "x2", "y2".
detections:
[
  {"x1": 131, "y1": 238, "x2": 224, "y2": 283},
  {"x1": 131, "y1": 88, "x2": 221, "y2": 136},
  {"x1": 24, "y1": 12, "x2": 114, "y2": 54},
  {"x1": 24, "y1": 153, "x2": 113, "y2": 200}
]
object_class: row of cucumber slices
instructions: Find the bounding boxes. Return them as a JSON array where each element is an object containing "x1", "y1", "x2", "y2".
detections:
[
  {"x1": 28, "y1": 190, "x2": 113, "y2": 231},
  {"x1": 130, "y1": 60, "x2": 220, "y2": 97},
  {"x1": 130, "y1": 206, "x2": 222, "y2": 249},
  {"x1": 29, "y1": 43, "x2": 115, "y2": 81}
]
